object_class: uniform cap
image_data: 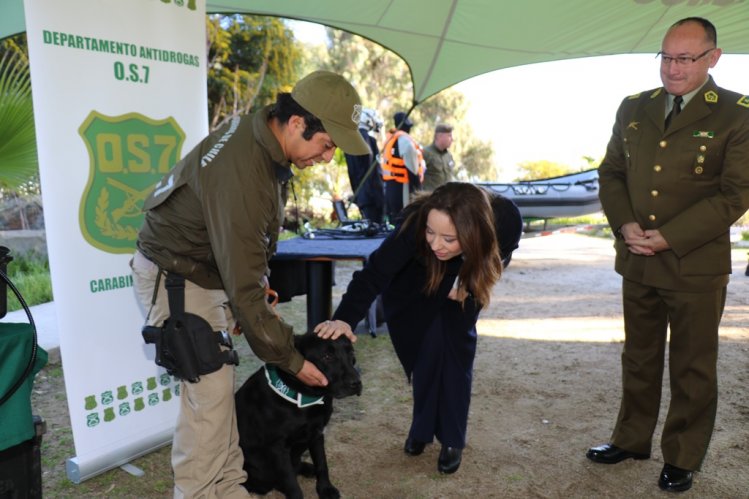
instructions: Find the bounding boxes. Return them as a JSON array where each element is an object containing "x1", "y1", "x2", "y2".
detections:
[
  {"x1": 394, "y1": 111, "x2": 413, "y2": 128},
  {"x1": 292, "y1": 71, "x2": 369, "y2": 155}
]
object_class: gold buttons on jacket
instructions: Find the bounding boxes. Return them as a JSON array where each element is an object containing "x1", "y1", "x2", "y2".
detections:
[
  {"x1": 659, "y1": 140, "x2": 668, "y2": 148},
  {"x1": 649, "y1": 214, "x2": 656, "y2": 221},
  {"x1": 654, "y1": 165, "x2": 662, "y2": 172},
  {"x1": 695, "y1": 166, "x2": 704, "y2": 174},
  {"x1": 651, "y1": 190, "x2": 659, "y2": 197},
  {"x1": 697, "y1": 155, "x2": 705, "y2": 164},
  {"x1": 699, "y1": 145, "x2": 707, "y2": 152}
]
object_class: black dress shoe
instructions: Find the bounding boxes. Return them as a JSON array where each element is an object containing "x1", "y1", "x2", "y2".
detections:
[
  {"x1": 659, "y1": 464, "x2": 693, "y2": 492},
  {"x1": 437, "y1": 446, "x2": 462, "y2": 474},
  {"x1": 586, "y1": 443, "x2": 650, "y2": 464},
  {"x1": 404, "y1": 437, "x2": 426, "y2": 456}
]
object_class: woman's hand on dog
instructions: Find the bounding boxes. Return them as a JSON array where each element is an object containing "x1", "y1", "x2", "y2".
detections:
[
  {"x1": 296, "y1": 360, "x2": 329, "y2": 387},
  {"x1": 314, "y1": 319, "x2": 357, "y2": 343}
]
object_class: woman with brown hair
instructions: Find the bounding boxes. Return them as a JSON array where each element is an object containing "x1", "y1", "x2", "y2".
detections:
[{"x1": 316, "y1": 182, "x2": 505, "y2": 474}]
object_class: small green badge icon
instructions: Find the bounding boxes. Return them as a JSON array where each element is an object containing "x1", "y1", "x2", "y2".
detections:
[
  {"x1": 132, "y1": 381, "x2": 144, "y2": 395},
  {"x1": 86, "y1": 413, "x2": 100, "y2": 427},
  {"x1": 148, "y1": 393, "x2": 159, "y2": 406},
  {"x1": 119, "y1": 402, "x2": 131, "y2": 416},
  {"x1": 117, "y1": 385, "x2": 128, "y2": 400},
  {"x1": 134, "y1": 397, "x2": 145, "y2": 411},
  {"x1": 163, "y1": 388, "x2": 172, "y2": 402},
  {"x1": 147, "y1": 377, "x2": 157, "y2": 390},
  {"x1": 159, "y1": 373, "x2": 171, "y2": 386},
  {"x1": 84, "y1": 395, "x2": 97, "y2": 410},
  {"x1": 104, "y1": 407, "x2": 116, "y2": 422},
  {"x1": 101, "y1": 390, "x2": 114, "y2": 405}
]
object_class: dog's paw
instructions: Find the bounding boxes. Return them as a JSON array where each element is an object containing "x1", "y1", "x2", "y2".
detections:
[{"x1": 316, "y1": 483, "x2": 341, "y2": 499}]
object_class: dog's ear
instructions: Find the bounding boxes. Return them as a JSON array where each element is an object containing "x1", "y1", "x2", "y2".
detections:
[{"x1": 294, "y1": 332, "x2": 318, "y2": 354}]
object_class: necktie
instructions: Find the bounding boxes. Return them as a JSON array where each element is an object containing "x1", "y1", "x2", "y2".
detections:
[{"x1": 665, "y1": 95, "x2": 683, "y2": 130}]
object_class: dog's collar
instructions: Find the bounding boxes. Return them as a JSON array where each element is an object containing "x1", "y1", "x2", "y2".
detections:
[{"x1": 264, "y1": 365, "x2": 325, "y2": 408}]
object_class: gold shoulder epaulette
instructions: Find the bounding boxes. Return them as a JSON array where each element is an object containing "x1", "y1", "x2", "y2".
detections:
[
  {"x1": 649, "y1": 88, "x2": 662, "y2": 99},
  {"x1": 627, "y1": 92, "x2": 641, "y2": 100},
  {"x1": 737, "y1": 96, "x2": 749, "y2": 108}
]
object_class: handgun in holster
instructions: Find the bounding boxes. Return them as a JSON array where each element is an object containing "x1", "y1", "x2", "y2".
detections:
[{"x1": 142, "y1": 272, "x2": 239, "y2": 383}]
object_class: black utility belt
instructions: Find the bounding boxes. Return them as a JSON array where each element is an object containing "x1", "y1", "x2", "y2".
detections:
[{"x1": 142, "y1": 272, "x2": 238, "y2": 383}]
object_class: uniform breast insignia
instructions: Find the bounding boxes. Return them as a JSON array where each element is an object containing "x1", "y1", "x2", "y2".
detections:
[
  {"x1": 738, "y1": 96, "x2": 749, "y2": 108},
  {"x1": 704, "y1": 90, "x2": 718, "y2": 104},
  {"x1": 692, "y1": 130, "x2": 714, "y2": 139},
  {"x1": 627, "y1": 121, "x2": 640, "y2": 130}
]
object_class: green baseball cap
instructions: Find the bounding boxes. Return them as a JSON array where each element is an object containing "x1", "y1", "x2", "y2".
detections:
[{"x1": 292, "y1": 71, "x2": 370, "y2": 155}]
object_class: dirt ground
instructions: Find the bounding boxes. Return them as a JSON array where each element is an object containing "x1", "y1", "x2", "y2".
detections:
[{"x1": 30, "y1": 232, "x2": 749, "y2": 498}]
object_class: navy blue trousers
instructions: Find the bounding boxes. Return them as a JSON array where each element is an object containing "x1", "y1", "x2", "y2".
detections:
[{"x1": 407, "y1": 308, "x2": 477, "y2": 449}]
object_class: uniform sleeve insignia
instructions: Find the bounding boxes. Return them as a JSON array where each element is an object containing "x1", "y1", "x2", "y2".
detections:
[
  {"x1": 737, "y1": 96, "x2": 749, "y2": 108},
  {"x1": 627, "y1": 121, "x2": 639, "y2": 130},
  {"x1": 649, "y1": 88, "x2": 662, "y2": 99},
  {"x1": 627, "y1": 92, "x2": 641, "y2": 100},
  {"x1": 704, "y1": 90, "x2": 718, "y2": 103}
]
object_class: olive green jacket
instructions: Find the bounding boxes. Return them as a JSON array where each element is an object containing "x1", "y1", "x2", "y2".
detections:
[
  {"x1": 598, "y1": 77, "x2": 749, "y2": 292},
  {"x1": 137, "y1": 107, "x2": 303, "y2": 374},
  {"x1": 421, "y1": 143, "x2": 454, "y2": 192}
]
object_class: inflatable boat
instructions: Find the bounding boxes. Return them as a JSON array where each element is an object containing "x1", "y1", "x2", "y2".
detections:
[{"x1": 478, "y1": 168, "x2": 602, "y2": 220}]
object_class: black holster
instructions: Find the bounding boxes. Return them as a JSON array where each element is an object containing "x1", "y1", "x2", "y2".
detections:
[{"x1": 142, "y1": 272, "x2": 238, "y2": 383}]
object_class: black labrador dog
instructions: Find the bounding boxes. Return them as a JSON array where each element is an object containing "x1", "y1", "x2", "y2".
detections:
[{"x1": 235, "y1": 333, "x2": 362, "y2": 499}]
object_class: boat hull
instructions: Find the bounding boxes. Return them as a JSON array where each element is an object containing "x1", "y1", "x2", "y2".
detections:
[{"x1": 477, "y1": 169, "x2": 602, "y2": 219}]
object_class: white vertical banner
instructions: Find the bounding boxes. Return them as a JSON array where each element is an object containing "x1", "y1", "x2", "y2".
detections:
[{"x1": 23, "y1": 0, "x2": 207, "y2": 483}]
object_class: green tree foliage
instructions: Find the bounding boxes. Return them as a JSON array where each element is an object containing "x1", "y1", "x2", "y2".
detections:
[
  {"x1": 515, "y1": 160, "x2": 581, "y2": 181},
  {"x1": 305, "y1": 28, "x2": 496, "y2": 195},
  {"x1": 0, "y1": 35, "x2": 38, "y2": 191},
  {"x1": 206, "y1": 15, "x2": 301, "y2": 131}
]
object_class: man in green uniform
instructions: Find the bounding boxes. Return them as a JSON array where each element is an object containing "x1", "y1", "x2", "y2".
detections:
[
  {"x1": 131, "y1": 71, "x2": 368, "y2": 498},
  {"x1": 587, "y1": 17, "x2": 749, "y2": 493},
  {"x1": 421, "y1": 123, "x2": 455, "y2": 192}
]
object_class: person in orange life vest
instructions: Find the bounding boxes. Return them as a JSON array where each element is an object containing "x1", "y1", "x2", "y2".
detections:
[{"x1": 382, "y1": 111, "x2": 425, "y2": 220}]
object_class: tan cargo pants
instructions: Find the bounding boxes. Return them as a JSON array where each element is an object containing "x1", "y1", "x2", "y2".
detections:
[{"x1": 131, "y1": 251, "x2": 250, "y2": 498}]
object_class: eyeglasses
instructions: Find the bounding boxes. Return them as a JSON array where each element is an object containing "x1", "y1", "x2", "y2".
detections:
[{"x1": 656, "y1": 48, "x2": 714, "y2": 66}]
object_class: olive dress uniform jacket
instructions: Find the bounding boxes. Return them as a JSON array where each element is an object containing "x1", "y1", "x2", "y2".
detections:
[
  {"x1": 137, "y1": 106, "x2": 304, "y2": 374},
  {"x1": 598, "y1": 76, "x2": 749, "y2": 291}
]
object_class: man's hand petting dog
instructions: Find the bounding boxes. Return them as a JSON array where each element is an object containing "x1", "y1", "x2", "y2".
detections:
[
  {"x1": 297, "y1": 359, "x2": 329, "y2": 387},
  {"x1": 314, "y1": 319, "x2": 356, "y2": 342}
]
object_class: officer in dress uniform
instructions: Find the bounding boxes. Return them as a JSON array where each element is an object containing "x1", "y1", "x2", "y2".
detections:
[{"x1": 587, "y1": 17, "x2": 749, "y2": 493}]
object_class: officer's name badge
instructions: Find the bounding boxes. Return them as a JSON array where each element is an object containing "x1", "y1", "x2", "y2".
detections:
[{"x1": 693, "y1": 130, "x2": 714, "y2": 139}]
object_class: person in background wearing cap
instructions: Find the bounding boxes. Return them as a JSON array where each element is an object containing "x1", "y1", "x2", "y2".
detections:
[
  {"x1": 382, "y1": 111, "x2": 425, "y2": 220},
  {"x1": 344, "y1": 108, "x2": 385, "y2": 223},
  {"x1": 131, "y1": 70, "x2": 369, "y2": 498},
  {"x1": 588, "y1": 17, "x2": 749, "y2": 493},
  {"x1": 422, "y1": 123, "x2": 456, "y2": 192}
]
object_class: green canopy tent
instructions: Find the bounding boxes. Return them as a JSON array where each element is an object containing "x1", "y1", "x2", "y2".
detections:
[{"x1": 3, "y1": 0, "x2": 749, "y2": 106}]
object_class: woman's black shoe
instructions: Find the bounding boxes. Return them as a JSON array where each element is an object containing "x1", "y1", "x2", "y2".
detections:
[
  {"x1": 404, "y1": 437, "x2": 426, "y2": 456},
  {"x1": 437, "y1": 446, "x2": 462, "y2": 474}
]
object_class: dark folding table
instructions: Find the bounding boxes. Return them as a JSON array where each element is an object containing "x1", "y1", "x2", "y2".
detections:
[{"x1": 269, "y1": 236, "x2": 385, "y2": 335}]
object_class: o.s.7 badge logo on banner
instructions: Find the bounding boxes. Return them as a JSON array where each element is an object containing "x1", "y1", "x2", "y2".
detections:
[{"x1": 78, "y1": 111, "x2": 185, "y2": 253}]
